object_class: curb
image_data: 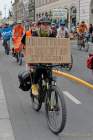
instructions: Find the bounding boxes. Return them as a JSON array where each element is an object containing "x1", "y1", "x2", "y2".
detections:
[{"x1": 0, "y1": 78, "x2": 15, "y2": 140}]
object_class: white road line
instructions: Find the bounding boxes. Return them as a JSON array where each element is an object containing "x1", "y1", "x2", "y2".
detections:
[{"x1": 63, "y1": 91, "x2": 81, "y2": 104}]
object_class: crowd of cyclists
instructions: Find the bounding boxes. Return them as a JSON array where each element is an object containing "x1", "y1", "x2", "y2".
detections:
[
  {"x1": 1, "y1": 19, "x2": 93, "y2": 134},
  {"x1": 0, "y1": 20, "x2": 91, "y2": 55},
  {"x1": 0, "y1": 21, "x2": 91, "y2": 47},
  {"x1": 0, "y1": 19, "x2": 92, "y2": 95}
]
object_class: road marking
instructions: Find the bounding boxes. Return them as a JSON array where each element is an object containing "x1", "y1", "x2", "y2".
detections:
[
  {"x1": 63, "y1": 91, "x2": 81, "y2": 104},
  {"x1": 53, "y1": 70, "x2": 93, "y2": 90}
]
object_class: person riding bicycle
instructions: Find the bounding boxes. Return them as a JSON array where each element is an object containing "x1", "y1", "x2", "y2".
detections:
[
  {"x1": 30, "y1": 19, "x2": 52, "y2": 96},
  {"x1": 31, "y1": 22, "x2": 39, "y2": 36},
  {"x1": 12, "y1": 21, "x2": 25, "y2": 64},
  {"x1": 56, "y1": 23, "x2": 72, "y2": 69},
  {"x1": 78, "y1": 21, "x2": 88, "y2": 34},
  {"x1": 12, "y1": 21, "x2": 25, "y2": 52},
  {"x1": 2, "y1": 24, "x2": 12, "y2": 55},
  {"x1": 56, "y1": 23, "x2": 69, "y2": 38},
  {"x1": 49, "y1": 23, "x2": 57, "y2": 37},
  {"x1": 78, "y1": 21, "x2": 88, "y2": 43}
]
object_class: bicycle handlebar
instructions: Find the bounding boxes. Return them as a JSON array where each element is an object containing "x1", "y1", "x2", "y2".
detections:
[{"x1": 32, "y1": 64, "x2": 62, "y2": 68}]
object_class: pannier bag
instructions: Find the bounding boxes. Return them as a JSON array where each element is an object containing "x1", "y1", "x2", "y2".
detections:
[
  {"x1": 87, "y1": 54, "x2": 93, "y2": 69},
  {"x1": 18, "y1": 71, "x2": 31, "y2": 91}
]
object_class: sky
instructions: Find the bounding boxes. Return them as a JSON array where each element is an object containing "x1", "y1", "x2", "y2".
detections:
[{"x1": 0, "y1": 0, "x2": 11, "y2": 17}]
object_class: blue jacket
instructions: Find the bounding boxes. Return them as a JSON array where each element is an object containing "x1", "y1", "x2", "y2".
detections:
[{"x1": 1, "y1": 26, "x2": 12, "y2": 41}]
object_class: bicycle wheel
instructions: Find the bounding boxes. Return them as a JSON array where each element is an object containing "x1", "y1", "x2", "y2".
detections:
[
  {"x1": 16, "y1": 53, "x2": 19, "y2": 63},
  {"x1": 78, "y1": 44, "x2": 82, "y2": 50},
  {"x1": 19, "y1": 56, "x2": 22, "y2": 65},
  {"x1": 45, "y1": 86, "x2": 66, "y2": 134},
  {"x1": 77, "y1": 38, "x2": 82, "y2": 50},
  {"x1": 84, "y1": 40, "x2": 89, "y2": 52}
]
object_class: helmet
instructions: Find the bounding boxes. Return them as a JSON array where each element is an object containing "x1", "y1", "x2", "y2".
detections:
[
  {"x1": 39, "y1": 18, "x2": 51, "y2": 25},
  {"x1": 18, "y1": 71, "x2": 31, "y2": 91}
]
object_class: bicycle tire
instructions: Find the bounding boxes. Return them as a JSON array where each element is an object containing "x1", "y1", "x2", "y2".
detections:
[
  {"x1": 16, "y1": 53, "x2": 19, "y2": 63},
  {"x1": 84, "y1": 41, "x2": 89, "y2": 52},
  {"x1": 77, "y1": 38, "x2": 82, "y2": 50},
  {"x1": 45, "y1": 86, "x2": 66, "y2": 134},
  {"x1": 77, "y1": 43, "x2": 82, "y2": 50},
  {"x1": 19, "y1": 57, "x2": 23, "y2": 65}
]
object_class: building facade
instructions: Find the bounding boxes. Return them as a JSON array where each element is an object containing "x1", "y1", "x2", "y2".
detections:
[
  {"x1": 28, "y1": 0, "x2": 35, "y2": 21},
  {"x1": 35, "y1": 0, "x2": 93, "y2": 26},
  {"x1": 12, "y1": 0, "x2": 93, "y2": 25},
  {"x1": 80, "y1": 0, "x2": 93, "y2": 24},
  {"x1": 35, "y1": 0, "x2": 80, "y2": 27},
  {"x1": 12, "y1": 0, "x2": 30, "y2": 22}
]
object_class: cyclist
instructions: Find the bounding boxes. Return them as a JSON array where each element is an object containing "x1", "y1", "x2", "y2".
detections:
[
  {"x1": 49, "y1": 23, "x2": 57, "y2": 37},
  {"x1": 89, "y1": 24, "x2": 93, "y2": 42},
  {"x1": 78, "y1": 21, "x2": 88, "y2": 33},
  {"x1": 12, "y1": 21, "x2": 25, "y2": 64},
  {"x1": 56, "y1": 23, "x2": 69, "y2": 38},
  {"x1": 31, "y1": 22, "x2": 38, "y2": 36},
  {"x1": 2, "y1": 24, "x2": 12, "y2": 55},
  {"x1": 78, "y1": 21, "x2": 88, "y2": 44},
  {"x1": 37, "y1": 20, "x2": 51, "y2": 37},
  {"x1": 29, "y1": 19, "x2": 51, "y2": 96}
]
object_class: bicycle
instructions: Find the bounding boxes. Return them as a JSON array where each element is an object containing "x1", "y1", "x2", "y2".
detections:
[
  {"x1": 12, "y1": 48, "x2": 24, "y2": 65},
  {"x1": 30, "y1": 64, "x2": 67, "y2": 135},
  {"x1": 77, "y1": 33, "x2": 89, "y2": 52}
]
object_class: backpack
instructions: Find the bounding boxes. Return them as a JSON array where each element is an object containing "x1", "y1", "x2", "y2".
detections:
[{"x1": 87, "y1": 55, "x2": 93, "y2": 69}]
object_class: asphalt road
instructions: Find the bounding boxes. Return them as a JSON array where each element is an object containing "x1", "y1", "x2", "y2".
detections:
[{"x1": 0, "y1": 41, "x2": 93, "y2": 140}]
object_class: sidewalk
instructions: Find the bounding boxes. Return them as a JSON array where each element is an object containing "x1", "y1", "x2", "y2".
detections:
[{"x1": 0, "y1": 78, "x2": 15, "y2": 140}]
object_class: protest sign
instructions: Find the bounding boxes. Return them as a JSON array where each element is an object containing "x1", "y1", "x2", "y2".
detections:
[{"x1": 26, "y1": 37, "x2": 71, "y2": 64}]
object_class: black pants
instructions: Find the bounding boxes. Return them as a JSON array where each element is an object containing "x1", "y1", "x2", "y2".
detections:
[{"x1": 32, "y1": 66, "x2": 49, "y2": 84}]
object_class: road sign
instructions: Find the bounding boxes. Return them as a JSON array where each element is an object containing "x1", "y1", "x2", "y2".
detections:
[{"x1": 53, "y1": 8, "x2": 67, "y2": 19}]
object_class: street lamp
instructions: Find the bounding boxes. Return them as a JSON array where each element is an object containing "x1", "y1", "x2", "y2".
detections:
[
  {"x1": 4, "y1": 5, "x2": 7, "y2": 19},
  {"x1": 33, "y1": 0, "x2": 35, "y2": 21},
  {"x1": 79, "y1": 0, "x2": 80, "y2": 22},
  {"x1": 29, "y1": 0, "x2": 35, "y2": 21},
  {"x1": 34, "y1": 0, "x2": 35, "y2": 21},
  {"x1": 64, "y1": 8, "x2": 70, "y2": 29}
]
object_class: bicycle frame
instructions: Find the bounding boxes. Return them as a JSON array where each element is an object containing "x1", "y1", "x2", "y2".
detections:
[{"x1": 32, "y1": 65, "x2": 57, "y2": 103}]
